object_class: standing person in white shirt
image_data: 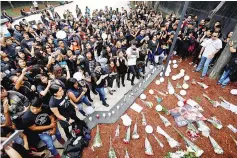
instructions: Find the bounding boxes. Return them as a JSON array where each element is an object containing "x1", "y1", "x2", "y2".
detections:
[
  {"x1": 126, "y1": 41, "x2": 139, "y2": 85},
  {"x1": 33, "y1": 1, "x2": 39, "y2": 10},
  {"x1": 195, "y1": 32, "x2": 222, "y2": 79}
]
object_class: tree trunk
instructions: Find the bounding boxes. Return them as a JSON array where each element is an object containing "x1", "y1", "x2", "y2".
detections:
[
  {"x1": 8, "y1": 1, "x2": 14, "y2": 8},
  {"x1": 209, "y1": 24, "x2": 237, "y2": 79}
]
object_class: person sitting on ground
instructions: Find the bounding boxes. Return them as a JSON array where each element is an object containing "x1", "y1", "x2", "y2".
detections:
[
  {"x1": 20, "y1": 9, "x2": 30, "y2": 17},
  {"x1": 22, "y1": 97, "x2": 65, "y2": 158},
  {"x1": 2, "y1": 10, "x2": 13, "y2": 23},
  {"x1": 67, "y1": 78, "x2": 92, "y2": 116},
  {"x1": 30, "y1": 6, "x2": 37, "y2": 14}
]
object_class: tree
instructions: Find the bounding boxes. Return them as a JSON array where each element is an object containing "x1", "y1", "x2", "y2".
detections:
[{"x1": 209, "y1": 24, "x2": 237, "y2": 79}]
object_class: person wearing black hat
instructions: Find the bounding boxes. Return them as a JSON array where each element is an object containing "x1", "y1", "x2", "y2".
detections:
[{"x1": 22, "y1": 97, "x2": 64, "y2": 158}]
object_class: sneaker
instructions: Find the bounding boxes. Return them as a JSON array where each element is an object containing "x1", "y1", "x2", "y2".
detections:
[
  {"x1": 221, "y1": 85, "x2": 226, "y2": 88},
  {"x1": 189, "y1": 62, "x2": 193, "y2": 65},
  {"x1": 131, "y1": 82, "x2": 135, "y2": 86},
  {"x1": 92, "y1": 90, "x2": 98, "y2": 95},
  {"x1": 88, "y1": 98, "x2": 93, "y2": 102},
  {"x1": 193, "y1": 64, "x2": 197, "y2": 68},
  {"x1": 127, "y1": 78, "x2": 131, "y2": 81},
  {"x1": 122, "y1": 84, "x2": 125, "y2": 87},
  {"x1": 58, "y1": 138, "x2": 65, "y2": 145},
  {"x1": 117, "y1": 85, "x2": 120, "y2": 88},
  {"x1": 103, "y1": 103, "x2": 109, "y2": 107}
]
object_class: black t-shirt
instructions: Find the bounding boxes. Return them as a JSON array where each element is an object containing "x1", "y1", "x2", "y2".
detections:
[
  {"x1": 21, "y1": 38, "x2": 35, "y2": 51},
  {"x1": 49, "y1": 95, "x2": 74, "y2": 118},
  {"x1": 37, "y1": 84, "x2": 52, "y2": 105},
  {"x1": 22, "y1": 106, "x2": 52, "y2": 133},
  {"x1": 91, "y1": 71, "x2": 106, "y2": 88}
]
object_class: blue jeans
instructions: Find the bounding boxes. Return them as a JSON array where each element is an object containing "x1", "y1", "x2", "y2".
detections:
[
  {"x1": 218, "y1": 69, "x2": 230, "y2": 86},
  {"x1": 95, "y1": 87, "x2": 106, "y2": 105},
  {"x1": 38, "y1": 128, "x2": 62, "y2": 156},
  {"x1": 78, "y1": 96, "x2": 91, "y2": 106},
  {"x1": 196, "y1": 56, "x2": 212, "y2": 77}
]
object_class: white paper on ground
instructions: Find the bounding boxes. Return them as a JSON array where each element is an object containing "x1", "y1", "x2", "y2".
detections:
[
  {"x1": 227, "y1": 124, "x2": 237, "y2": 133},
  {"x1": 121, "y1": 114, "x2": 132, "y2": 123},
  {"x1": 229, "y1": 104, "x2": 237, "y2": 113},
  {"x1": 130, "y1": 103, "x2": 143, "y2": 113}
]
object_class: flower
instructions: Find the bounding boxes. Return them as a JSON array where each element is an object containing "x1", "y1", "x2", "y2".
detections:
[
  {"x1": 145, "y1": 137, "x2": 154, "y2": 155},
  {"x1": 209, "y1": 135, "x2": 223, "y2": 154},
  {"x1": 123, "y1": 126, "x2": 131, "y2": 144},
  {"x1": 92, "y1": 125, "x2": 102, "y2": 151}
]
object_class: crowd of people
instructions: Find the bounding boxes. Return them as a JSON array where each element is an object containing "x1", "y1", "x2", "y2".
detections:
[{"x1": 1, "y1": 2, "x2": 237, "y2": 158}]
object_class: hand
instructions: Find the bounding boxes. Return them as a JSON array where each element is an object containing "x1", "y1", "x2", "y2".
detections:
[
  {"x1": 74, "y1": 106, "x2": 79, "y2": 111},
  {"x1": 49, "y1": 128, "x2": 56, "y2": 136},
  {"x1": 229, "y1": 40, "x2": 233, "y2": 46},
  {"x1": 68, "y1": 118, "x2": 74, "y2": 124},
  {"x1": 102, "y1": 74, "x2": 108, "y2": 79},
  {"x1": 207, "y1": 54, "x2": 214, "y2": 59},
  {"x1": 82, "y1": 87, "x2": 87, "y2": 92},
  {"x1": 31, "y1": 85, "x2": 36, "y2": 91},
  {"x1": 22, "y1": 68, "x2": 28, "y2": 74},
  {"x1": 50, "y1": 121, "x2": 57, "y2": 128}
]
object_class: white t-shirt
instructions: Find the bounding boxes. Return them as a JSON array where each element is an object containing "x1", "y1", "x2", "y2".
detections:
[
  {"x1": 126, "y1": 47, "x2": 139, "y2": 66},
  {"x1": 201, "y1": 38, "x2": 222, "y2": 57}
]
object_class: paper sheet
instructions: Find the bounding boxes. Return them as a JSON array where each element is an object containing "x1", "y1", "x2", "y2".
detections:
[{"x1": 130, "y1": 103, "x2": 143, "y2": 113}]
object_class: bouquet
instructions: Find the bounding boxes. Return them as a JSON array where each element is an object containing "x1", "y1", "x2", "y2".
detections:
[
  {"x1": 108, "y1": 136, "x2": 117, "y2": 158},
  {"x1": 186, "y1": 123, "x2": 200, "y2": 141},
  {"x1": 167, "y1": 79, "x2": 175, "y2": 94},
  {"x1": 176, "y1": 82, "x2": 182, "y2": 89},
  {"x1": 154, "y1": 95, "x2": 163, "y2": 103},
  {"x1": 114, "y1": 124, "x2": 120, "y2": 138},
  {"x1": 196, "y1": 120, "x2": 210, "y2": 137},
  {"x1": 203, "y1": 94, "x2": 220, "y2": 107},
  {"x1": 158, "y1": 113, "x2": 171, "y2": 127},
  {"x1": 207, "y1": 117, "x2": 223, "y2": 130},
  {"x1": 141, "y1": 112, "x2": 147, "y2": 126},
  {"x1": 209, "y1": 135, "x2": 224, "y2": 154},
  {"x1": 132, "y1": 118, "x2": 139, "y2": 139},
  {"x1": 174, "y1": 93, "x2": 185, "y2": 102},
  {"x1": 157, "y1": 126, "x2": 179, "y2": 148},
  {"x1": 123, "y1": 126, "x2": 131, "y2": 144},
  {"x1": 145, "y1": 137, "x2": 154, "y2": 156},
  {"x1": 125, "y1": 148, "x2": 130, "y2": 158},
  {"x1": 197, "y1": 82, "x2": 208, "y2": 89},
  {"x1": 173, "y1": 126, "x2": 204, "y2": 157},
  {"x1": 154, "y1": 89, "x2": 167, "y2": 97},
  {"x1": 92, "y1": 125, "x2": 102, "y2": 150},
  {"x1": 156, "y1": 104, "x2": 170, "y2": 115},
  {"x1": 152, "y1": 133, "x2": 164, "y2": 148},
  {"x1": 230, "y1": 135, "x2": 237, "y2": 147},
  {"x1": 140, "y1": 99, "x2": 153, "y2": 108}
]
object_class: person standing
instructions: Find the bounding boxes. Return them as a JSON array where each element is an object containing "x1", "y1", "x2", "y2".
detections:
[
  {"x1": 126, "y1": 41, "x2": 139, "y2": 85},
  {"x1": 217, "y1": 41, "x2": 237, "y2": 87},
  {"x1": 91, "y1": 64, "x2": 109, "y2": 107},
  {"x1": 116, "y1": 50, "x2": 127, "y2": 88},
  {"x1": 195, "y1": 32, "x2": 222, "y2": 79},
  {"x1": 76, "y1": 5, "x2": 82, "y2": 18},
  {"x1": 33, "y1": 1, "x2": 39, "y2": 10}
]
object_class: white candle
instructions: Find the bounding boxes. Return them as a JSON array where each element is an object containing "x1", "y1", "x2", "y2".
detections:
[
  {"x1": 108, "y1": 112, "x2": 111, "y2": 117},
  {"x1": 89, "y1": 117, "x2": 92, "y2": 121},
  {"x1": 103, "y1": 113, "x2": 106, "y2": 118},
  {"x1": 112, "y1": 111, "x2": 115, "y2": 114},
  {"x1": 117, "y1": 105, "x2": 120, "y2": 109}
]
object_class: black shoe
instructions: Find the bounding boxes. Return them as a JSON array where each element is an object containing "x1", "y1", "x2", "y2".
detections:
[
  {"x1": 131, "y1": 82, "x2": 135, "y2": 86},
  {"x1": 127, "y1": 78, "x2": 131, "y2": 81},
  {"x1": 122, "y1": 84, "x2": 125, "y2": 87},
  {"x1": 117, "y1": 84, "x2": 120, "y2": 88},
  {"x1": 92, "y1": 90, "x2": 98, "y2": 95},
  {"x1": 103, "y1": 103, "x2": 109, "y2": 107}
]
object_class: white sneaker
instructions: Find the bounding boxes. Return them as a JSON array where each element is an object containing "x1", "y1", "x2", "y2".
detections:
[
  {"x1": 189, "y1": 62, "x2": 193, "y2": 65},
  {"x1": 194, "y1": 64, "x2": 197, "y2": 68}
]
